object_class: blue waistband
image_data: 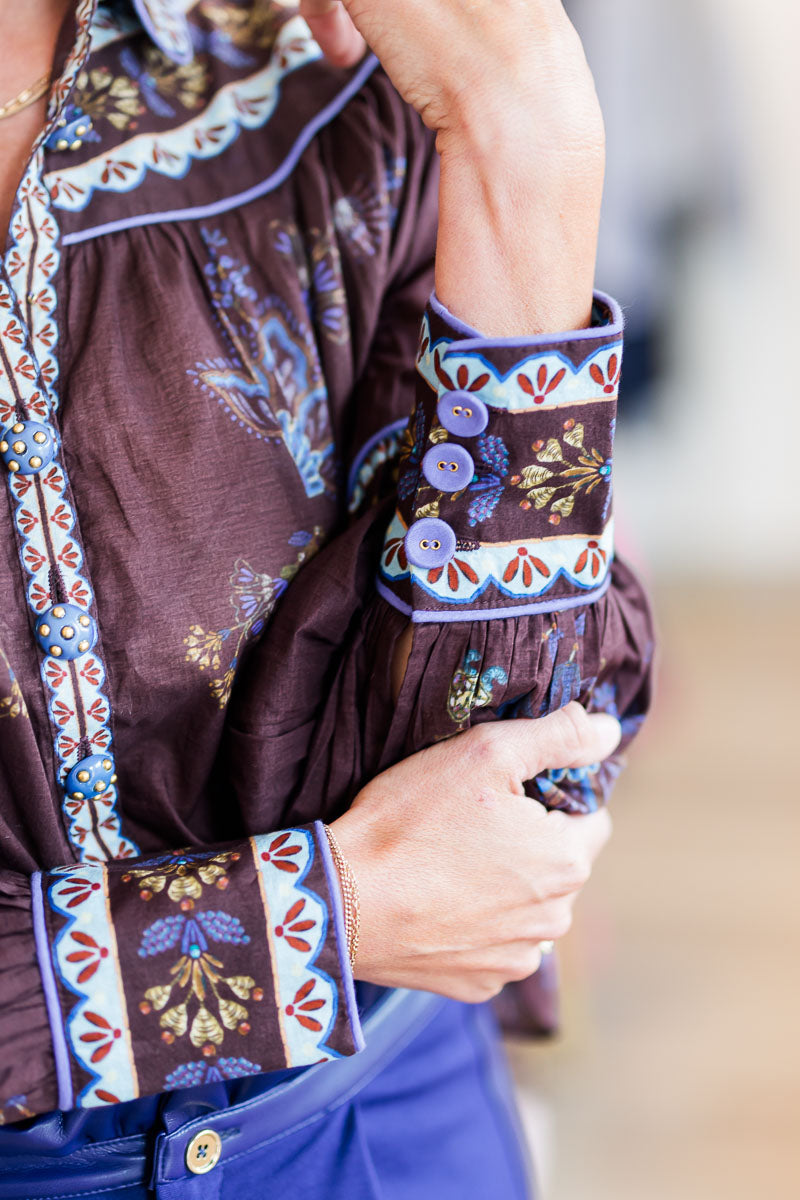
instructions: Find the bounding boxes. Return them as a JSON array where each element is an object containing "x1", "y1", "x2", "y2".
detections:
[{"x1": 0, "y1": 987, "x2": 444, "y2": 1198}]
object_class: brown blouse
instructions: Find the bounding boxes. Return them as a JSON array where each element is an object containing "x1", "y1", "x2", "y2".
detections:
[{"x1": 0, "y1": 0, "x2": 653, "y2": 1124}]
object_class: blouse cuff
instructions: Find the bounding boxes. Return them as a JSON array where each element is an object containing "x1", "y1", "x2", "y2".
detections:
[
  {"x1": 33, "y1": 823, "x2": 363, "y2": 1112},
  {"x1": 378, "y1": 292, "x2": 624, "y2": 622}
]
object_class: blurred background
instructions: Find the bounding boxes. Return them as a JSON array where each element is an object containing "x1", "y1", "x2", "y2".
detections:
[{"x1": 509, "y1": 1, "x2": 800, "y2": 1197}]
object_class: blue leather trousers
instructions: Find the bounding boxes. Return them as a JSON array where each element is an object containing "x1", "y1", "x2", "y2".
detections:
[{"x1": 0, "y1": 991, "x2": 534, "y2": 1200}]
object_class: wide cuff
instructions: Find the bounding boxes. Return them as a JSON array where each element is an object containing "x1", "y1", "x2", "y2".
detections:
[
  {"x1": 378, "y1": 292, "x2": 623, "y2": 622},
  {"x1": 34, "y1": 825, "x2": 362, "y2": 1112}
]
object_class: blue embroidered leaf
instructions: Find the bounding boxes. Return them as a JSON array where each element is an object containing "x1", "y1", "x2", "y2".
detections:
[
  {"x1": 139, "y1": 916, "x2": 185, "y2": 958},
  {"x1": 467, "y1": 485, "x2": 503, "y2": 526},
  {"x1": 196, "y1": 910, "x2": 250, "y2": 946},
  {"x1": 477, "y1": 434, "x2": 509, "y2": 478}
]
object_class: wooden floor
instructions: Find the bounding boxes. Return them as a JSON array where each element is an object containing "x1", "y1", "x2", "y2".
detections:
[{"x1": 508, "y1": 582, "x2": 800, "y2": 1200}]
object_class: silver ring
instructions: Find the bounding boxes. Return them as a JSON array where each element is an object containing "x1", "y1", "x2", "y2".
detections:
[{"x1": 539, "y1": 941, "x2": 555, "y2": 955}]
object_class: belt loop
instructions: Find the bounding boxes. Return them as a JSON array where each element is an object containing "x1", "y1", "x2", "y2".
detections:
[{"x1": 148, "y1": 1132, "x2": 167, "y2": 1192}]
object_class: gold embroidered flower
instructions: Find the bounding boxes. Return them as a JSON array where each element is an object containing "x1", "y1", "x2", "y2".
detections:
[
  {"x1": 74, "y1": 66, "x2": 144, "y2": 131},
  {"x1": 184, "y1": 626, "x2": 225, "y2": 673}
]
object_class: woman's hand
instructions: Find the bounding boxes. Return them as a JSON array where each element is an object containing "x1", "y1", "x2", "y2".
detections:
[
  {"x1": 301, "y1": 0, "x2": 605, "y2": 335},
  {"x1": 332, "y1": 702, "x2": 619, "y2": 1002}
]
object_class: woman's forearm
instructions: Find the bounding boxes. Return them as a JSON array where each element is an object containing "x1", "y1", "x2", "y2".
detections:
[{"x1": 302, "y1": 1, "x2": 606, "y2": 336}]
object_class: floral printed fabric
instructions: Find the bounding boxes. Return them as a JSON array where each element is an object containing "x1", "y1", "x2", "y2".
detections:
[
  {"x1": 0, "y1": 0, "x2": 653, "y2": 1127},
  {"x1": 379, "y1": 296, "x2": 623, "y2": 619},
  {"x1": 39, "y1": 824, "x2": 359, "y2": 1109}
]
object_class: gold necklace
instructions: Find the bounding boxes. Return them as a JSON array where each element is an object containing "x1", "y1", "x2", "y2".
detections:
[{"x1": 0, "y1": 73, "x2": 51, "y2": 122}]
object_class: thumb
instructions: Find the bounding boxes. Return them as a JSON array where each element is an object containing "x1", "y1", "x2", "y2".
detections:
[
  {"x1": 300, "y1": 1, "x2": 366, "y2": 67},
  {"x1": 492, "y1": 702, "x2": 622, "y2": 783}
]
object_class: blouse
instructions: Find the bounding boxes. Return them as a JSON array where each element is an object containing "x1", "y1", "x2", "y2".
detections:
[{"x1": 0, "y1": 0, "x2": 653, "y2": 1124}]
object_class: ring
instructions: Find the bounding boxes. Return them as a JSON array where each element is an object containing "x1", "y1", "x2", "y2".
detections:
[{"x1": 539, "y1": 941, "x2": 555, "y2": 955}]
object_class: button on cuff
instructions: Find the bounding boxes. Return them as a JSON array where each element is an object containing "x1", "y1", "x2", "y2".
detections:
[
  {"x1": 421, "y1": 444, "x2": 475, "y2": 493},
  {"x1": 437, "y1": 390, "x2": 489, "y2": 437},
  {"x1": 404, "y1": 518, "x2": 457, "y2": 570}
]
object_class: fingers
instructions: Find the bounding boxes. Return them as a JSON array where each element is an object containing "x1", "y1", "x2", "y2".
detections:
[
  {"x1": 488, "y1": 701, "x2": 622, "y2": 783},
  {"x1": 299, "y1": 1, "x2": 366, "y2": 67},
  {"x1": 566, "y1": 805, "x2": 613, "y2": 865}
]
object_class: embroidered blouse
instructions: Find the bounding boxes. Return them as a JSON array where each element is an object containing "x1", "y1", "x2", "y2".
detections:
[{"x1": 0, "y1": 0, "x2": 653, "y2": 1124}]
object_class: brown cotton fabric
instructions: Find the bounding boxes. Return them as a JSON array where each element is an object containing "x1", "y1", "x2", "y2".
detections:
[{"x1": 0, "y1": 1, "x2": 653, "y2": 1122}]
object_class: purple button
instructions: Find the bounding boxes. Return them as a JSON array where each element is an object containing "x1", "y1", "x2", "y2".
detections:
[
  {"x1": 421, "y1": 444, "x2": 475, "y2": 493},
  {"x1": 404, "y1": 518, "x2": 457, "y2": 570},
  {"x1": 437, "y1": 390, "x2": 488, "y2": 438}
]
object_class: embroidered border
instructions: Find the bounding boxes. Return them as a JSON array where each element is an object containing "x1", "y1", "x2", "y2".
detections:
[
  {"x1": 132, "y1": 0, "x2": 193, "y2": 65},
  {"x1": 48, "y1": 864, "x2": 139, "y2": 1108},
  {"x1": 2, "y1": 162, "x2": 138, "y2": 862},
  {"x1": 46, "y1": 17, "x2": 324, "y2": 212},
  {"x1": 252, "y1": 828, "x2": 340, "y2": 1066},
  {"x1": 380, "y1": 509, "x2": 615, "y2": 605},
  {"x1": 418, "y1": 311, "x2": 624, "y2": 411},
  {"x1": 347, "y1": 418, "x2": 407, "y2": 514}
]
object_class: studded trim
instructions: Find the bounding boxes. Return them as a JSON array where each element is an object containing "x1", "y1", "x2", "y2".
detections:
[{"x1": 1, "y1": 168, "x2": 138, "y2": 857}]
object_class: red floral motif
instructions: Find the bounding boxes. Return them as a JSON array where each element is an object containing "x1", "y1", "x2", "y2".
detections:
[
  {"x1": 574, "y1": 540, "x2": 607, "y2": 578},
  {"x1": 42, "y1": 465, "x2": 64, "y2": 492},
  {"x1": 28, "y1": 391, "x2": 49, "y2": 419},
  {"x1": 383, "y1": 536, "x2": 408, "y2": 572},
  {"x1": 285, "y1": 979, "x2": 325, "y2": 1032},
  {"x1": 100, "y1": 159, "x2": 136, "y2": 185},
  {"x1": 48, "y1": 178, "x2": 88, "y2": 206},
  {"x1": 57, "y1": 541, "x2": 81, "y2": 570},
  {"x1": 23, "y1": 546, "x2": 47, "y2": 573},
  {"x1": 589, "y1": 354, "x2": 621, "y2": 394},
  {"x1": 50, "y1": 503, "x2": 72, "y2": 530},
  {"x1": 15, "y1": 355, "x2": 36, "y2": 381},
  {"x1": 90, "y1": 728, "x2": 111, "y2": 750},
  {"x1": 502, "y1": 546, "x2": 551, "y2": 586},
  {"x1": 30, "y1": 583, "x2": 50, "y2": 611},
  {"x1": 45, "y1": 660, "x2": 68, "y2": 688},
  {"x1": 57, "y1": 876, "x2": 102, "y2": 908},
  {"x1": 39, "y1": 359, "x2": 56, "y2": 386},
  {"x1": 65, "y1": 931, "x2": 109, "y2": 984},
  {"x1": 79, "y1": 659, "x2": 102, "y2": 687},
  {"x1": 261, "y1": 832, "x2": 302, "y2": 873},
  {"x1": 194, "y1": 124, "x2": 227, "y2": 152},
  {"x1": 433, "y1": 351, "x2": 490, "y2": 394},
  {"x1": 152, "y1": 144, "x2": 181, "y2": 168},
  {"x1": 79, "y1": 1012, "x2": 122, "y2": 1063},
  {"x1": 69, "y1": 581, "x2": 91, "y2": 606},
  {"x1": 274, "y1": 899, "x2": 316, "y2": 953},
  {"x1": 18, "y1": 509, "x2": 38, "y2": 535},
  {"x1": 3, "y1": 319, "x2": 24, "y2": 345},
  {"x1": 427, "y1": 558, "x2": 480, "y2": 591},
  {"x1": 58, "y1": 733, "x2": 80, "y2": 758},
  {"x1": 86, "y1": 698, "x2": 109, "y2": 724},
  {"x1": 52, "y1": 699, "x2": 75, "y2": 727},
  {"x1": 517, "y1": 364, "x2": 567, "y2": 404},
  {"x1": 95, "y1": 1089, "x2": 120, "y2": 1105}
]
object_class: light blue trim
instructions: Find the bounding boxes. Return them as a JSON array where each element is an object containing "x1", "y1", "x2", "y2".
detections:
[
  {"x1": 61, "y1": 55, "x2": 381, "y2": 246},
  {"x1": 375, "y1": 574, "x2": 611, "y2": 623},
  {"x1": 346, "y1": 417, "x2": 407, "y2": 500},
  {"x1": 31, "y1": 872, "x2": 74, "y2": 1112},
  {"x1": 431, "y1": 289, "x2": 624, "y2": 347}
]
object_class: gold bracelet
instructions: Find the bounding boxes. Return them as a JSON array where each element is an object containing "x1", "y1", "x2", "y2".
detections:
[{"x1": 324, "y1": 824, "x2": 360, "y2": 972}]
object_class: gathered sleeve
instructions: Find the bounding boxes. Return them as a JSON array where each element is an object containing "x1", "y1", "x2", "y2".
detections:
[
  {"x1": 0, "y1": 826, "x2": 361, "y2": 1123},
  {"x1": 221, "y1": 88, "x2": 654, "y2": 828}
]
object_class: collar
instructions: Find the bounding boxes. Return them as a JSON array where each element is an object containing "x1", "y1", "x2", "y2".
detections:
[{"x1": 129, "y1": 0, "x2": 194, "y2": 64}]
